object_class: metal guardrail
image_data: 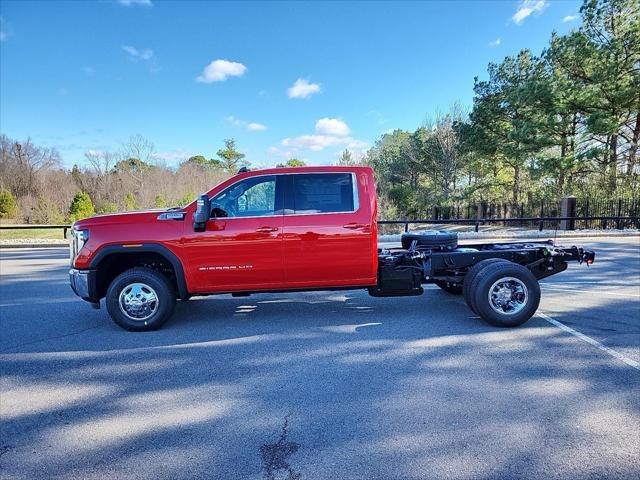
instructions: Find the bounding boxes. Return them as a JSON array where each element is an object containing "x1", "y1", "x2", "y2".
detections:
[
  {"x1": 0, "y1": 224, "x2": 70, "y2": 238},
  {"x1": 378, "y1": 216, "x2": 640, "y2": 233},
  {"x1": 0, "y1": 215, "x2": 638, "y2": 239}
]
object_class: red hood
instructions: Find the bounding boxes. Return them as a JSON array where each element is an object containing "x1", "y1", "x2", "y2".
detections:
[{"x1": 72, "y1": 208, "x2": 172, "y2": 229}]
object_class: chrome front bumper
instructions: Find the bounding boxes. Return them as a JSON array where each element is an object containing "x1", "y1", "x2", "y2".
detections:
[{"x1": 69, "y1": 268, "x2": 92, "y2": 300}]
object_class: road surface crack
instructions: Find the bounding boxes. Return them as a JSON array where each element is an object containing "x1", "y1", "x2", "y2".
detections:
[{"x1": 260, "y1": 416, "x2": 301, "y2": 480}]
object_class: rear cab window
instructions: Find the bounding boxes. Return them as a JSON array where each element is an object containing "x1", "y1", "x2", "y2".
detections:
[{"x1": 290, "y1": 173, "x2": 359, "y2": 214}]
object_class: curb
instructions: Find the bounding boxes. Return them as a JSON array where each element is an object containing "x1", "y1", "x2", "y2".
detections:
[{"x1": 0, "y1": 243, "x2": 69, "y2": 249}]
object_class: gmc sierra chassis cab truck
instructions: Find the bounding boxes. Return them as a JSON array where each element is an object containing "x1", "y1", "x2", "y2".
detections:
[{"x1": 69, "y1": 166, "x2": 595, "y2": 331}]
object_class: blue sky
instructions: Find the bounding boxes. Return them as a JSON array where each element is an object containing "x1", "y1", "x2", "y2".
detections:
[{"x1": 0, "y1": 0, "x2": 582, "y2": 168}]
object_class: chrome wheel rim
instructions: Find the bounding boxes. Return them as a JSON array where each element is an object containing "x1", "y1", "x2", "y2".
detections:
[
  {"x1": 119, "y1": 283, "x2": 159, "y2": 321},
  {"x1": 488, "y1": 277, "x2": 528, "y2": 315}
]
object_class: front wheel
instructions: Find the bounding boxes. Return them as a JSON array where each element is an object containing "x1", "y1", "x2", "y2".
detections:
[
  {"x1": 471, "y1": 262, "x2": 540, "y2": 328},
  {"x1": 106, "y1": 267, "x2": 176, "y2": 331}
]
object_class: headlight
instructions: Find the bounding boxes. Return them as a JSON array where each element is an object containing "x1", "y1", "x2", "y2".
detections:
[{"x1": 70, "y1": 229, "x2": 89, "y2": 265}]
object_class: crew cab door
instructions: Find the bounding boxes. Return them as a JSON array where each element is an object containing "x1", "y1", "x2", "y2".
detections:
[
  {"x1": 283, "y1": 172, "x2": 376, "y2": 288},
  {"x1": 182, "y1": 174, "x2": 285, "y2": 293}
]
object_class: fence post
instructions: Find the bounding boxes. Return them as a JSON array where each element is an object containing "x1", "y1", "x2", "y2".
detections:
[
  {"x1": 584, "y1": 198, "x2": 590, "y2": 229},
  {"x1": 539, "y1": 219, "x2": 544, "y2": 231},
  {"x1": 616, "y1": 198, "x2": 623, "y2": 230},
  {"x1": 560, "y1": 196, "x2": 576, "y2": 230}
]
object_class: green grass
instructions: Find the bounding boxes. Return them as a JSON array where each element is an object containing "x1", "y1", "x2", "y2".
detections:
[{"x1": 0, "y1": 228, "x2": 68, "y2": 240}]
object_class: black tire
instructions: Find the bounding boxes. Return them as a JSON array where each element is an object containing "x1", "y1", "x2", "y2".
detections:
[
  {"x1": 463, "y1": 258, "x2": 509, "y2": 314},
  {"x1": 471, "y1": 262, "x2": 541, "y2": 328},
  {"x1": 401, "y1": 230, "x2": 458, "y2": 252},
  {"x1": 435, "y1": 280, "x2": 463, "y2": 295},
  {"x1": 106, "y1": 267, "x2": 176, "y2": 332}
]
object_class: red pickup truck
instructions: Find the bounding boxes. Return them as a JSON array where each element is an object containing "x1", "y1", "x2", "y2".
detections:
[{"x1": 70, "y1": 166, "x2": 594, "y2": 331}]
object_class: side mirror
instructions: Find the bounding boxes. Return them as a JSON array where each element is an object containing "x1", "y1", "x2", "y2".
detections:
[{"x1": 193, "y1": 194, "x2": 211, "y2": 232}]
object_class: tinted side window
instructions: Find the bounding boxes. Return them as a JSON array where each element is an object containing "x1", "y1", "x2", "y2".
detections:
[
  {"x1": 212, "y1": 176, "x2": 276, "y2": 217},
  {"x1": 293, "y1": 173, "x2": 355, "y2": 214}
]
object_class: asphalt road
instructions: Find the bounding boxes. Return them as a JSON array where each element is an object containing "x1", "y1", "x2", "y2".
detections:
[{"x1": 1, "y1": 237, "x2": 639, "y2": 479}]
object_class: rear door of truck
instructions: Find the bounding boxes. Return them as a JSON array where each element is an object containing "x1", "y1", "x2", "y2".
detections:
[{"x1": 282, "y1": 170, "x2": 377, "y2": 288}]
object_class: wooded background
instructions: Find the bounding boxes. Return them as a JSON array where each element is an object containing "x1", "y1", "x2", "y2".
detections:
[{"x1": 1, "y1": 0, "x2": 638, "y2": 224}]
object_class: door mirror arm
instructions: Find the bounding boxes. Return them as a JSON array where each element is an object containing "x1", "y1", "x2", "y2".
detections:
[{"x1": 211, "y1": 205, "x2": 228, "y2": 218}]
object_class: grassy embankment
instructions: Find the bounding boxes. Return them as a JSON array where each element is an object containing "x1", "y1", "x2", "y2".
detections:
[{"x1": 0, "y1": 228, "x2": 67, "y2": 240}]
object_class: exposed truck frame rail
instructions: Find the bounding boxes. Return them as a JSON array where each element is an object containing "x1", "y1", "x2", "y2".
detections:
[{"x1": 426, "y1": 240, "x2": 593, "y2": 282}]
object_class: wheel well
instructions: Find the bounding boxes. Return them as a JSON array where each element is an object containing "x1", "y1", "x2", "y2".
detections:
[{"x1": 95, "y1": 252, "x2": 180, "y2": 299}]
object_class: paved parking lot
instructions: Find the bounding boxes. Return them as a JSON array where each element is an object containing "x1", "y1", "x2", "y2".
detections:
[{"x1": 1, "y1": 237, "x2": 639, "y2": 479}]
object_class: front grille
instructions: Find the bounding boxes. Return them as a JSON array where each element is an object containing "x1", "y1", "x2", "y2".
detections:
[{"x1": 70, "y1": 231, "x2": 80, "y2": 266}]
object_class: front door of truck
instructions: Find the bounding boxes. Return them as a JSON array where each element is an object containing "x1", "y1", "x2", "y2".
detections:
[
  {"x1": 183, "y1": 174, "x2": 285, "y2": 293},
  {"x1": 282, "y1": 172, "x2": 376, "y2": 288}
]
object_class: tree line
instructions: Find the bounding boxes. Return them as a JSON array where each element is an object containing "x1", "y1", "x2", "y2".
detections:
[
  {"x1": 0, "y1": 0, "x2": 637, "y2": 223},
  {"x1": 363, "y1": 0, "x2": 639, "y2": 219}
]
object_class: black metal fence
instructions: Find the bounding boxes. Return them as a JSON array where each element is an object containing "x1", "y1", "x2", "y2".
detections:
[
  {"x1": 418, "y1": 197, "x2": 639, "y2": 230},
  {"x1": 378, "y1": 215, "x2": 639, "y2": 234}
]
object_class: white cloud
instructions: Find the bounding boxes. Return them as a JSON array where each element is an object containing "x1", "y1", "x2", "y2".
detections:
[
  {"x1": 122, "y1": 45, "x2": 153, "y2": 61},
  {"x1": 315, "y1": 118, "x2": 350, "y2": 136},
  {"x1": 0, "y1": 16, "x2": 11, "y2": 41},
  {"x1": 489, "y1": 38, "x2": 501, "y2": 47},
  {"x1": 85, "y1": 149, "x2": 109, "y2": 157},
  {"x1": 151, "y1": 149, "x2": 191, "y2": 164},
  {"x1": 117, "y1": 0, "x2": 153, "y2": 6},
  {"x1": 512, "y1": 0, "x2": 548, "y2": 25},
  {"x1": 278, "y1": 117, "x2": 365, "y2": 152},
  {"x1": 562, "y1": 15, "x2": 577, "y2": 22},
  {"x1": 267, "y1": 146, "x2": 297, "y2": 159},
  {"x1": 367, "y1": 109, "x2": 388, "y2": 125},
  {"x1": 225, "y1": 116, "x2": 243, "y2": 127},
  {"x1": 281, "y1": 135, "x2": 366, "y2": 152},
  {"x1": 196, "y1": 59, "x2": 246, "y2": 83},
  {"x1": 287, "y1": 78, "x2": 321, "y2": 99},
  {"x1": 247, "y1": 122, "x2": 267, "y2": 131},
  {"x1": 225, "y1": 116, "x2": 267, "y2": 132}
]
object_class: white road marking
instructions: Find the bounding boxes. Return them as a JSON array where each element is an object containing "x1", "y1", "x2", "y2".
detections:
[
  {"x1": 537, "y1": 312, "x2": 640, "y2": 371},
  {"x1": 543, "y1": 280, "x2": 640, "y2": 285},
  {"x1": 540, "y1": 286, "x2": 640, "y2": 297}
]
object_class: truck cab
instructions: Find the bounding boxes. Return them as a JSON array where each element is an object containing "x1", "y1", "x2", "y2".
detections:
[{"x1": 182, "y1": 166, "x2": 378, "y2": 293}]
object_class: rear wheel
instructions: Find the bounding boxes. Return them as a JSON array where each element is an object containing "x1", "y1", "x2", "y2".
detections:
[
  {"x1": 435, "y1": 280, "x2": 463, "y2": 295},
  {"x1": 463, "y1": 258, "x2": 509, "y2": 313},
  {"x1": 106, "y1": 267, "x2": 176, "y2": 331},
  {"x1": 471, "y1": 262, "x2": 540, "y2": 328}
]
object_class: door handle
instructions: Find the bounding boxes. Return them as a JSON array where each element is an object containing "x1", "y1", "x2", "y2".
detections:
[
  {"x1": 343, "y1": 223, "x2": 367, "y2": 229},
  {"x1": 256, "y1": 226, "x2": 279, "y2": 233}
]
